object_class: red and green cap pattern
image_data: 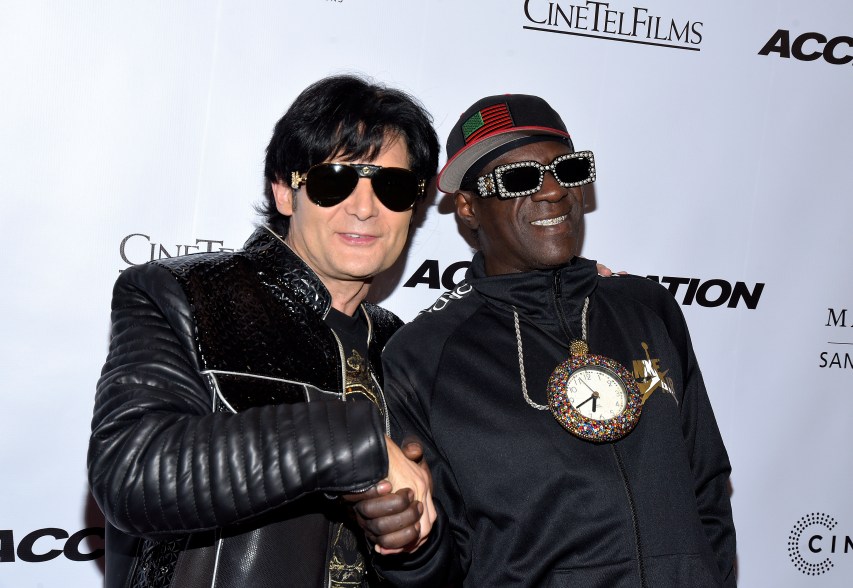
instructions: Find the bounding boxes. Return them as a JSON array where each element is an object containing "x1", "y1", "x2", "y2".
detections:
[
  {"x1": 438, "y1": 94, "x2": 574, "y2": 193},
  {"x1": 461, "y1": 103, "x2": 514, "y2": 144}
]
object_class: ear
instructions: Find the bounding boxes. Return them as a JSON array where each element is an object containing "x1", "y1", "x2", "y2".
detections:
[
  {"x1": 271, "y1": 180, "x2": 295, "y2": 216},
  {"x1": 455, "y1": 191, "x2": 480, "y2": 230}
]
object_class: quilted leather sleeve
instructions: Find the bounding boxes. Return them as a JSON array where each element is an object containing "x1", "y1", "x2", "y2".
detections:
[{"x1": 87, "y1": 263, "x2": 389, "y2": 537}]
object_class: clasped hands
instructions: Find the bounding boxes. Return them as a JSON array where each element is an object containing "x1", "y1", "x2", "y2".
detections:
[{"x1": 342, "y1": 436, "x2": 435, "y2": 555}]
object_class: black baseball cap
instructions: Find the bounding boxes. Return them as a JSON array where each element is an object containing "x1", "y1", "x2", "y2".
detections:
[{"x1": 437, "y1": 94, "x2": 574, "y2": 193}]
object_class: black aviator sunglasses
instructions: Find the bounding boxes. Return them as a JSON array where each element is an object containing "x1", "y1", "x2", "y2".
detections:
[{"x1": 290, "y1": 163, "x2": 425, "y2": 212}]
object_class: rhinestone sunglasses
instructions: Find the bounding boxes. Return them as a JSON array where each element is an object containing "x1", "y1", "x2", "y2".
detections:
[{"x1": 474, "y1": 151, "x2": 596, "y2": 199}]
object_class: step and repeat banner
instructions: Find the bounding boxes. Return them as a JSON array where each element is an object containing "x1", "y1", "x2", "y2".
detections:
[{"x1": 2, "y1": 1, "x2": 852, "y2": 586}]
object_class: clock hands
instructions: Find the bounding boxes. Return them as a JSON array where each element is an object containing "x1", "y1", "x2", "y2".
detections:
[
  {"x1": 579, "y1": 378, "x2": 596, "y2": 393},
  {"x1": 576, "y1": 378, "x2": 600, "y2": 412},
  {"x1": 575, "y1": 390, "x2": 600, "y2": 411}
]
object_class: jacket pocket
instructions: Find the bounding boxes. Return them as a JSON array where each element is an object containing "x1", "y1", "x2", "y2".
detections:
[
  {"x1": 643, "y1": 553, "x2": 721, "y2": 587},
  {"x1": 547, "y1": 560, "x2": 639, "y2": 588},
  {"x1": 205, "y1": 370, "x2": 337, "y2": 413}
]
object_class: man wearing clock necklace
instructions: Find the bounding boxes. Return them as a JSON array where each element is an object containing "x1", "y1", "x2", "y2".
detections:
[{"x1": 369, "y1": 94, "x2": 737, "y2": 586}]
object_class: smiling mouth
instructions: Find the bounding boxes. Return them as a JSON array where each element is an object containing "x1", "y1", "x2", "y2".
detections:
[
  {"x1": 530, "y1": 214, "x2": 568, "y2": 226},
  {"x1": 339, "y1": 232, "x2": 378, "y2": 242}
]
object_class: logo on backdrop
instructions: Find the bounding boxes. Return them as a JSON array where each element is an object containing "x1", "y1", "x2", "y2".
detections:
[
  {"x1": 402, "y1": 261, "x2": 765, "y2": 310},
  {"x1": 403, "y1": 260, "x2": 471, "y2": 291},
  {"x1": 645, "y1": 276, "x2": 764, "y2": 309},
  {"x1": 119, "y1": 232, "x2": 236, "y2": 271},
  {"x1": 759, "y1": 30, "x2": 853, "y2": 65},
  {"x1": 0, "y1": 528, "x2": 103, "y2": 563},
  {"x1": 820, "y1": 308, "x2": 853, "y2": 370},
  {"x1": 788, "y1": 513, "x2": 853, "y2": 576},
  {"x1": 521, "y1": 0, "x2": 703, "y2": 51}
]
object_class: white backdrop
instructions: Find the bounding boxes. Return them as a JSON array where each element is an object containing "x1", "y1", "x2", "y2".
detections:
[{"x1": 2, "y1": 1, "x2": 852, "y2": 586}]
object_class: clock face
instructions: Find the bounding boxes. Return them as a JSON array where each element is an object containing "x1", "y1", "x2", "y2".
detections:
[
  {"x1": 547, "y1": 354, "x2": 643, "y2": 442},
  {"x1": 565, "y1": 367, "x2": 628, "y2": 421}
]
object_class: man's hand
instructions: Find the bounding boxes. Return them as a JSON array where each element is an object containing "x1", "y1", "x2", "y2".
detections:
[
  {"x1": 596, "y1": 262, "x2": 626, "y2": 277},
  {"x1": 347, "y1": 484, "x2": 423, "y2": 553},
  {"x1": 342, "y1": 438, "x2": 436, "y2": 555},
  {"x1": 380, "y1": 437, "x2": 436, "y2": 553}
]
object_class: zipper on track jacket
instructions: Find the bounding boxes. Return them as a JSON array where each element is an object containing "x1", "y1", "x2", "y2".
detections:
[{"x1": 553, "y1": 272, "x2": 648, "y2": 588}]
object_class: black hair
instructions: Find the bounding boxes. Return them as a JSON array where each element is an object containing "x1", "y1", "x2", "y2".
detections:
[{"x1": 261, "y1": 74, "x2": 440, "y2": 235}]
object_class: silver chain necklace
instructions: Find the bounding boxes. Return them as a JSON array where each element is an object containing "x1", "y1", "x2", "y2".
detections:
[{"x1": 514, "y1": 297, "x2": 589, "y2": 410}]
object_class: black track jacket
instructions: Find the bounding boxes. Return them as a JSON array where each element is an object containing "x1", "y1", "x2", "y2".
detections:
[{"x1": 379, "y1": 253, "x2": 736, "y2": 587}]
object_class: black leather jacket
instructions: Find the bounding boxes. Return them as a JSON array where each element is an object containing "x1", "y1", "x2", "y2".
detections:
[{"x1": 88, "y1": 226, "x2": 402, "y2": 588}]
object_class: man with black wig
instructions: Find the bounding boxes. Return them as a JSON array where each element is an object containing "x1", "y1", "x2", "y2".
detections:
[
  {"x1": 88, "y1": 75, "x2": 449, "y2": 588},
  {"x1": 372, "y1": 93, "x2": 737, "y2": 587}
]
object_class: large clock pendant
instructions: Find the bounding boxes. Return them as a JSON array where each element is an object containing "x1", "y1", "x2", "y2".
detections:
[{"x1": 547, "y1": 340, "x2": 643, "y2": 442}]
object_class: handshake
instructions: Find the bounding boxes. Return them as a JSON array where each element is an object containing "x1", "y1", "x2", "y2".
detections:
[{"x1": 343, "y1": 437, "x2": 435, "y2": 555}]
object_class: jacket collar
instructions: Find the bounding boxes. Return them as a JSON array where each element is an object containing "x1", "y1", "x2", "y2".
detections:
[
  {"x1": 244, "y1": 225, "x2": 334, "y2": 319},
  {"x1": 467, "y1": 251, "x2": 599, "y2": 328}
]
